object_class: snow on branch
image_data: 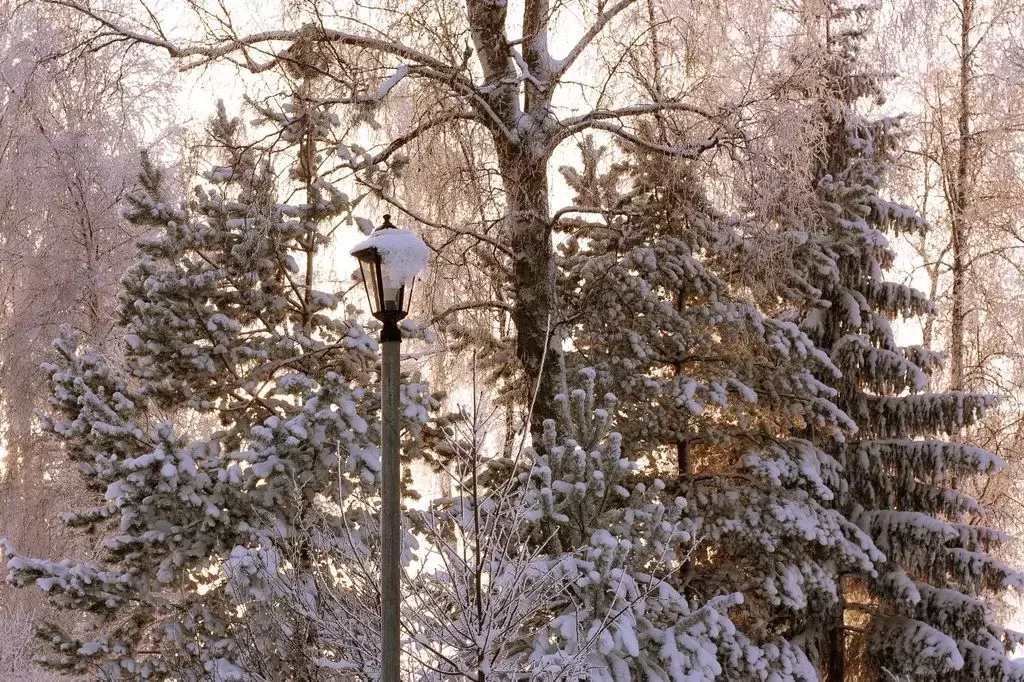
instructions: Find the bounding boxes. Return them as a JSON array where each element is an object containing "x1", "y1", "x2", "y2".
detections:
[
  {"x1": 326, "y1": 65, "x2": 415, "y2": 105},
  {"x1": 509, "y1": 47, "x2": 544, "y2": 89},
  {"x1": 370, "y1": 64, "x2": 411, "y2": 101}
]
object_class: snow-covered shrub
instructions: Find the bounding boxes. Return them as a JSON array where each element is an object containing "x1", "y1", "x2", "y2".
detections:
[{"x1": 408, "y1": 372, "x2": 824, "y2": 680}]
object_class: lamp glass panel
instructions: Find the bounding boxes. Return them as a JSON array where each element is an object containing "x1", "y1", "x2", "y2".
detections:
[
  {"x1": 404, "y1": 279, "x2": 415, "y2": 315},
  {"x1": 383, "y1": 284, "x2": 402, "y2": 311},
  {"x1": 358, "y1": 258, "x2": 382, "y2": 314}
]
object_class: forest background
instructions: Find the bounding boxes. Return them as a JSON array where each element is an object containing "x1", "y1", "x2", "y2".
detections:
[{"x1": 2, "y1": 0, "x2": 1024, "y2": 679}]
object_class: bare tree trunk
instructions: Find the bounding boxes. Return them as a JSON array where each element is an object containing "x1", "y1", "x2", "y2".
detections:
[
  {"x1": 497, "y1": 144, "x2": 558, "y2": 435},
  {"x1": 949, "y1": 0, "x2": 974, "y2": 391}
]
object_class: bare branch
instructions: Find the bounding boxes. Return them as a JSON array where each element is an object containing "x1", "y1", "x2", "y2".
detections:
[
  {"x1": 550, "y1": 0, "x2": 640, "y2": 81},
  {"x1": 47, "y1": 0, "x2": 464, "y2": 79},
  {"x1": 356, "y1": 177, "x2": 513, "y2": 256},
  {"x1": 369, "y1": 111, "x2": 481, "y2": 166},
  {"x1": 44, "y1": 0, "x2": 522, "y2": 139},
  {"x1": 561, "y1": 120, "x2": 722, "y2": 158},
  {"x1": 552, "y1": 101, "x2": 743, "y2": 151},
  {"x1": 430, "y1": 300, "x2": 514, "y2": 326},
  {"x1": 560, "y1": 101, "x2": 728, "y2": 131}
]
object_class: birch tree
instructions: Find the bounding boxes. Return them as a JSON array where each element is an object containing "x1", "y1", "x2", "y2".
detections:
[
  {"x1": 889, "y1": 0, "x2": 1024, "y2": 567},
  {"x1": 0, "y1": 0, "x2": 169, "y2": 468}
]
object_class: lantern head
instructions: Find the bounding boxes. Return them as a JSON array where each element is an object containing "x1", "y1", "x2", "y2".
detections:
[{"x1": 351, "y1": 214, "x2": 425, "y2": 340}]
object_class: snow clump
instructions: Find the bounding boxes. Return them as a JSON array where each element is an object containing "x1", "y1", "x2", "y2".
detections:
[{"x1": 350, "y1": 220, "x2": 429, "y2": 288}]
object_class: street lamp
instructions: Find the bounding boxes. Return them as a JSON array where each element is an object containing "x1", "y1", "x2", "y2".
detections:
[{"x1": 350, "y1": 214, "x2": 427, "y2": 682}]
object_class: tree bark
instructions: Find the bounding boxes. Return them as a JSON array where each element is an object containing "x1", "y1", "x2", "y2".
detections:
[
  {"x1": 823, "y1": 598, "x2": 845, "y2": 682},
  {"x1": 496, "y1": 142, "x2": 558, "y2": 435},
  {"x1": 949, "y1": 0, "x2": 974, "y2": 391}
]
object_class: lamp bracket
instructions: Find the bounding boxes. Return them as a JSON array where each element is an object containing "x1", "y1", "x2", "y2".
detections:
[{"x1": 380, "y1": 314, "x2": 403, "y2": 343}]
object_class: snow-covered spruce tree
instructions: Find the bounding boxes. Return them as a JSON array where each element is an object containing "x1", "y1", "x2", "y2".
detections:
[
  {"x1": 1, "y1": 99, "x2": 433, "y2": 679},
  {"x1": 555, "y1": 140, "x2": 882, "y2": 675},
  {"x1": 767, "y1": 5, "x2": 1024, "y2": 680}
]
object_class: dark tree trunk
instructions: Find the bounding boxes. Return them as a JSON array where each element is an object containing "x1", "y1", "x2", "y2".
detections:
[
  {"x1": 496, "y1": 142, "x2": 558, "y2": 436},
  {"x1": 823, "y1": 598, "x2": 845, "y2": 682}
]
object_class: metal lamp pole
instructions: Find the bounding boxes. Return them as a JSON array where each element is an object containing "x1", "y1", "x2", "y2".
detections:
[{"x1": 379, "y1": 314, "x2": 402, "y2": 682}]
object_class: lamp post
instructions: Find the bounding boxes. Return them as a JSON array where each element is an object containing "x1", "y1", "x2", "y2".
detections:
[{"x1": 350, "y1": 215, "x2": 426, "y2": 682}]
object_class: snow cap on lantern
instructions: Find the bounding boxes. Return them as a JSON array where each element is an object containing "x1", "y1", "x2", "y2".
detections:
[{"x1": 350, "y1": 214, "x2": 428, "y2": 321}]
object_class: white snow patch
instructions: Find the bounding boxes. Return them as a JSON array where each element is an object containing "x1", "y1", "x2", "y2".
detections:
[{"x1": 350, "y1": 227, "x2": 429, "y2": 288}]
